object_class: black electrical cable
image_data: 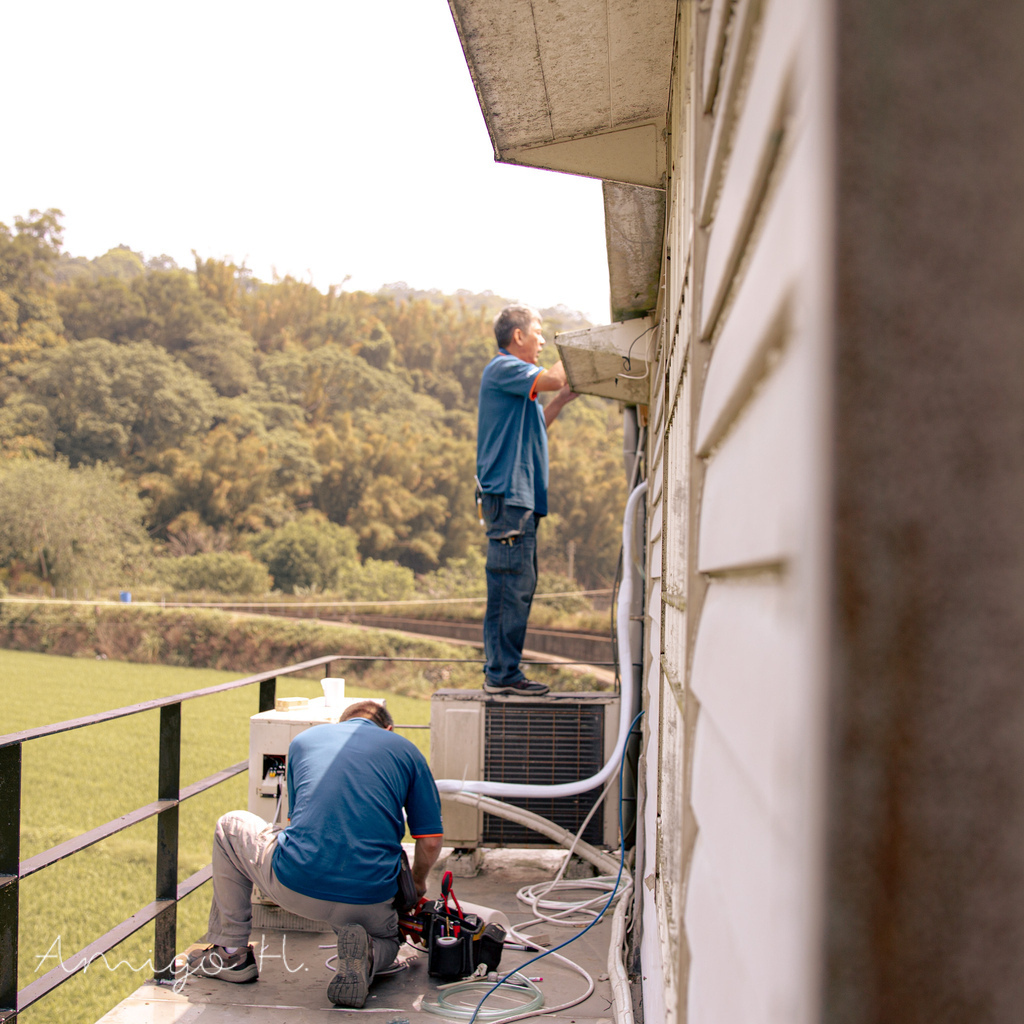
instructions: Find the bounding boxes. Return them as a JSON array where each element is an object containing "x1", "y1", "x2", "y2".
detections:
[{"x1": 466, "y1": 710, "x2": 646, "y2": 1024}]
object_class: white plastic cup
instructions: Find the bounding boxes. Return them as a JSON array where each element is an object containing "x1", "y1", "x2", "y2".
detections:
[{"x1": 321, "y1": 677, "x2": 346, "y2": 707}]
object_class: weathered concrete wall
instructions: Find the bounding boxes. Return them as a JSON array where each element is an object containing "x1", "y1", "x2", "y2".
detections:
[
  {"x1": 642, "y1": 1, "x2": 835, "y2": 1021},
  {"x1": 825, "y1": 2, "x2": 1024, "y2": 1021}
]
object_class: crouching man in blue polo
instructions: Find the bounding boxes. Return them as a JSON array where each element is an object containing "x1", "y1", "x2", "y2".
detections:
[
  {"x1": 476, "y1": 305, "x2": 578, "y2": 696},
  {"x1": 186, "y1": 700, "x2": 443, "y2": 1009}
]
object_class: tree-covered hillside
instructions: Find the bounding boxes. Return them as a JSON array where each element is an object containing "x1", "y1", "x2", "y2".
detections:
[{"x1": 0, "y1": 210, "x2": 627, "y2": 595}]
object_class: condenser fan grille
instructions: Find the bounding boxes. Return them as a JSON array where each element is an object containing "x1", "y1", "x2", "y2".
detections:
[{"x1": 482, "y1": 703, "x2": 606, "y2": 846}]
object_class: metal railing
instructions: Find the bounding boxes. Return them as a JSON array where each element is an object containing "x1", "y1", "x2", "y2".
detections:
[
  {"x1": 0, "y1": 653, "x2": 347, "y2": 1023},
  {"x1": 0, "y1": 647, "x2": 611, "y2": 1021}
]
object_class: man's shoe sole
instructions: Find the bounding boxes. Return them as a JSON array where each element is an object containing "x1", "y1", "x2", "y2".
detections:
[
  {"x1": 328, "y1": 925, "x2": 370, "y2": 1008},
  {"x1": 483, "y1": 683, "x2": 550, "y2": 696}
]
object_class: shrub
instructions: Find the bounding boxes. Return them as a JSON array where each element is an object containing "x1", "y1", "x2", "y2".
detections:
[
  {"x1": 250, "y1": 515, "x2": 358, "y2": 594},
  {"x1": 417, "y1": 550, "x2": 487, "y2": 600},
  {"x1": 155, "y1": 552, "x2": 272, "y2": 596},
  {"x1": 336, "y1": 558, "x2": 416, "y2": 602},
  {"x1": 535, "y1": 572, "x2": 590, "y2": 613}
]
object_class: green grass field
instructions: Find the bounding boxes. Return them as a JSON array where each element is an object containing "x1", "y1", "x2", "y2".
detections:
[{"x1": 1, "y1": 649, "x2": 431, "y2": 1024}]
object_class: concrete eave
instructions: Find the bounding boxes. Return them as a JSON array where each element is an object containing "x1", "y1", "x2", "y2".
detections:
[
  {"x1": 447, "y1": 0, "x2": 676, "y2": 188},
  {"x1": 556, "y1": 316, "x2": 655, "y2": 404},
  {"x1": 604, "y1": 182, "x2": 665, "y2": 320}
]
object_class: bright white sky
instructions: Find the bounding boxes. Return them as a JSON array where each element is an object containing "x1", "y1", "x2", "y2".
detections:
[{"x1": 1, "y1": 1, "x2": 611, "y2": 323}]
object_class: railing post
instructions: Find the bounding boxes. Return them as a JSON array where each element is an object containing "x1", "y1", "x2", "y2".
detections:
[
  {"x1": 154, "y1": 705, "x2": 181, "y2": 981},
  {"x1": 0, "y1": 743, "x2": 22, "y2": 1020},
  {"x1": 259, "y1": 677, "x2": 276, "y2": 713}
]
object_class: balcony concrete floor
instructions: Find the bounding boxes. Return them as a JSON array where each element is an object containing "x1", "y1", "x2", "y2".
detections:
[{"x1": 96, "y1": 849, "x2": 619, "y2": 1024}]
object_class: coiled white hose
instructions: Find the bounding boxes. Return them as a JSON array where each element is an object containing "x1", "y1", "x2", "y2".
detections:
[{"x1": 441, "y1": 788, "x2": 635, "y2": 1024}]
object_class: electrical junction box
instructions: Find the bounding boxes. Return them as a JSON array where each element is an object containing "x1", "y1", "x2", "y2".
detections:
[
  {"x1": 247, "y1": 696, "x2": 384, "y2": 826},
  {"x1": 555, "y1": 316, "x2": 654, "y2": 405},
  {"x1": 430, "y1": 690, "x2": 623, "y2": 850}
]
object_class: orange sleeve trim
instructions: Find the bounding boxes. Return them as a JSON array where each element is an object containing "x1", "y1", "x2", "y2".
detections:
[
  {"x1": 529, "y1": 370, "x2": 545, "y2": 400},
  {"x1": 411, "y1": 833, "x2": 444, "y2": 839}
]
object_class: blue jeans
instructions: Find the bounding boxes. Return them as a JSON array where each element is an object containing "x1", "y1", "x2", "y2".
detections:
[{"x1": 481, "y1": 496, "x2": 538, "y2": 686}]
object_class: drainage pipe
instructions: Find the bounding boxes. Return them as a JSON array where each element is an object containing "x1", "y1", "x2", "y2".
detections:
[
  {"x1": 434, "y1": 479, "x2": 648, "y2": 799},
  {"x1": 442, "y1": 791, "x2": 621, "y2": 876},
  {"x1": 440, "y1": 791, "x2": 635, "y2": 1024},
  {"x1": 608, "y1": 892, "x2": 635, "y2": 1024}
]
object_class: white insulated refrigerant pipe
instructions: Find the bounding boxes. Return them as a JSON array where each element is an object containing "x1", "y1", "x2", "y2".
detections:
[{"x1": 434, "y1": 479, "x2": 648, "y2": 799}]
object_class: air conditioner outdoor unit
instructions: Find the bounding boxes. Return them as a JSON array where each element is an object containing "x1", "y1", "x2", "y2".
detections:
[
  {"x1": 430, "y1": 689, "x2": 623, "y2": 850},
  {"x1": 248, "y1": 695, "x2": 383, "y2": 825}
]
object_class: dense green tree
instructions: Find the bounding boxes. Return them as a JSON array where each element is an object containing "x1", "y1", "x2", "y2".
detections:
[
  {"x1": 0, "y1": 209, "x2": 63, "y2": 294},
  {"x1": 133, "y1": 269, "x2": 227, "y2": 353},
  {"x1": 179, "y1": 321, "x2": 257, "y2": 396},
  {"x1": 249, "y1": 515, "x2": 359, "y2": 593},
  {"x1": 57, "y1": 275, "x2": 147, "y2": 343},
  {"x1": 0, "y1": 459, "x2": 149, "y2": 589},
  {"x1": 0, "y1": 394, "x2": 55, "y2": 459},
  {"x1": 545, "y1": 399, "x2": 627, "y2": 588},
  {"x1": 0, "y1": 211, "x2": 620, "y2": 591},
  {"x1": 24, "y1": 338, "x2": 217, "y2": 464},
  {"x1": 92, "y1": 246, "x2": 145, "y2": 280},
  {"x1": 0, "y1": 209, "x2": 66, "y2": 369},
  {"x1": 141, "y1": 423, "x2": 295, "y2": 537}
]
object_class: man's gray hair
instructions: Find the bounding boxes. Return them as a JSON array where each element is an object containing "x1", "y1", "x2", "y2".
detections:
[
  {"x1": 493, "y1": 305, "x2": 540, "y2": 348},
  {"x1": 340, "y1": 700, "x2": 393, "y2": 730}
]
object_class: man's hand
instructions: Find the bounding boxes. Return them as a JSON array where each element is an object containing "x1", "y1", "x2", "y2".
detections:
[
  {"x1": 411, "y1": 835, "x2": 443, "y2": 897},
  {"x1": 544, "y1": 382, "x2": 580, "y2": 428}
]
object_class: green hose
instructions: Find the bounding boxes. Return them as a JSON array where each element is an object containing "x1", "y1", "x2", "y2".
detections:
[{"x1": 421, "y1": 972, "x2": 544, "y2": 1021}]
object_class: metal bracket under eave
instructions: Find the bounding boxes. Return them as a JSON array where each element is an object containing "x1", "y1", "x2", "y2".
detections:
[{"x1": 555, "y1": 317, "x2": 654, "y2": 405}]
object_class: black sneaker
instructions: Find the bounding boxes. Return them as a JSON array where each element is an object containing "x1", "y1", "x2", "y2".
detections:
[
  {"x1": 483, "y1": 678, "x2": 550, "y2": 696},
  {"x1": 328, "y1": 924, "x2": 372, "y2": 1008},
  {"x1": 185, "y1": 944, "x2": 258, "y2": 983}
]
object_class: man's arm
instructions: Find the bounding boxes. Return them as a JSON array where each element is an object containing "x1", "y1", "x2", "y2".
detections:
[
  {"x1": 532, "y1": 361, "x2": 579, "y2": 428},
  {"x1": 411, "y1": 835, "x2": 444, "y2": 896},
  {"x1": 533, "y1": 359, "x2": 568, "y2": 392},
  {"x1": 544, "y1": 382, "x2": 580, "y2": 428}
]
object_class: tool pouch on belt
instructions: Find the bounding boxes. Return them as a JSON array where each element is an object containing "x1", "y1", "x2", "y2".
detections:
[{"x1": 393, "y1": 850, "x2": 418, "y2": 913}]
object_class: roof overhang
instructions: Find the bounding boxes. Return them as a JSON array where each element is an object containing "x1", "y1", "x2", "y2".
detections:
[
  {"x1": 447, "y1": 0, "x2": 676, "y2": 190},
  {"x1": 448, "y1": 0, "x2": 674, "y2": 324}
]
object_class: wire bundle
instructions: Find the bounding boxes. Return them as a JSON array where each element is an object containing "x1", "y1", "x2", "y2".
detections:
[{"x1": 427, "y1": 712, "x2": 644, "y2": 1024}]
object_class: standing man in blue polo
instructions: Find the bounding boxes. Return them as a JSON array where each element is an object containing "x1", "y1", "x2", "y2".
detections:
[{"x1": 476, "y1": 305, "x2": 578, "y2": 695}]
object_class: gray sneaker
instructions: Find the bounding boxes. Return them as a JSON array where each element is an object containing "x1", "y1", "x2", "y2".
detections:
[
  {"x1": 185, "y1": 944, "x2": 258, "y2": 983},
  {"x1": 484, "y1": 678, "x2": 550, "y2": 696},
  {"x1": 328, "y1": 924, "x2": 372, "y2": 1008}
]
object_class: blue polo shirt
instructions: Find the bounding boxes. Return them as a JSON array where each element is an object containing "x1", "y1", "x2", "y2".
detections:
[
  {"x1": 272, "y1": 719, "x2": 443, "y2": 904},
  {"x1": 476, "y1": 351, "x2": 548, "y2": 514}
]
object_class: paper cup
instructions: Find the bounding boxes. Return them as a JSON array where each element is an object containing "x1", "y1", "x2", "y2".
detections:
[{"x1": 321, "y1": 677, "x2": 346, "y2": 707}]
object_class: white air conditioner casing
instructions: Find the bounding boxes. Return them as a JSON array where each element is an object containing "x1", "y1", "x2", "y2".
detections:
[
  {"x1": 430, "y1": 690, "x2": 623, "y2": 849},
  {"x1": 248, "y1": 696, "x2": 383, "y2": 826}
]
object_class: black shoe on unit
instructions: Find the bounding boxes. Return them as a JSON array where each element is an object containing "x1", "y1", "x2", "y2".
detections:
[{"x1": 483, "y1": 678, "x2": 550, "y2": 696}]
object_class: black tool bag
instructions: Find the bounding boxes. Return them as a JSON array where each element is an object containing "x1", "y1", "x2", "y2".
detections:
[{"x1": 418, "y1": 900, "x2": 507, "y2": 979}]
